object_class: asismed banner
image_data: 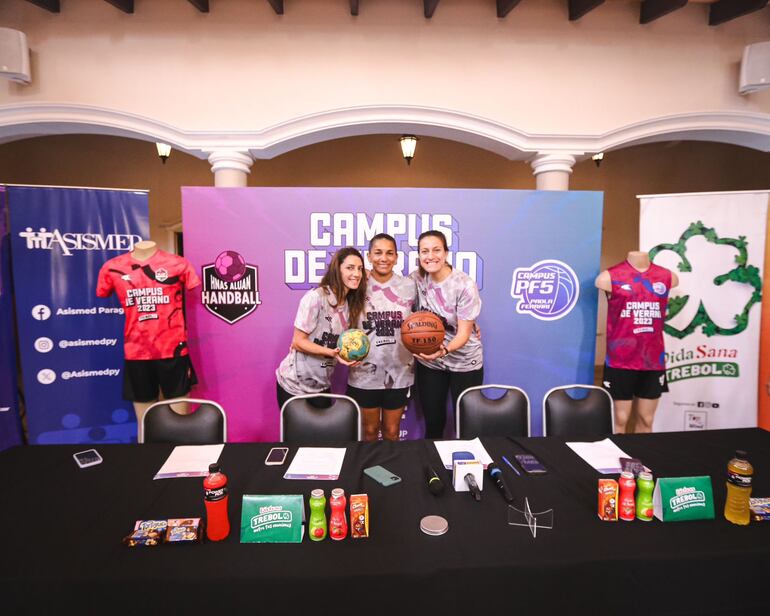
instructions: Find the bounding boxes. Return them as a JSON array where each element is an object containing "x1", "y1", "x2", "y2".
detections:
[
  {"x1": 8, "y1": 186, "x2": 149, "y2": 444},
  {"x1": 640, "y1": 191, "x2": 768, "y2": 431},
  {"x1": 0, "y1": 186, "x2": 24, "y2": 450}
]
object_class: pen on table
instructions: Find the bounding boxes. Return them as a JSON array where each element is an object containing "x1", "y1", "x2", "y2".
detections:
[{"x1": 501, "y1": 455, "x2": 521, "y2": 476}]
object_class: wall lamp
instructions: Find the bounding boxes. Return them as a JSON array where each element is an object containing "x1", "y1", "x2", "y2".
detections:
[
  {"x1": 156, "y1": 142, "x2": 172, "y2": 164},
  {"x1": 400, "y1": 135, "x2": 418, "y2": 166},
  {"x1": 592, "y1": 152, "x2": 604, "y2": 168}
]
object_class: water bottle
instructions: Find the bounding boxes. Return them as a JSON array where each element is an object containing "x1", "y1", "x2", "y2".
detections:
[
  {"x1": 724, "y1": 450, "x2": 753, "y2": 526},
  {"x1": 635, "y1": 472, "x2": 654, "y2": 522},
  {"x1": 204, "y1": 463, "x2": 230, "y2": 541},
  {"x1": 308, "y1": 489, "x2": 327, "y2": 541},
  {"x1": 329, "y1": 488, "x2": 348, "y2": 541}
]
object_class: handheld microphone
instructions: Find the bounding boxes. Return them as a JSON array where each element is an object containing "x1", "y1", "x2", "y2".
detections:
[
  {"x1": 426, "y1": 466, "x2": 445, "y2": 496},
  {"x1": 487, "y1": 463, "x2": 514, "y2": 503},
  {"x1": 464, "y1": 473, "x2": 481, "y2": 501}
]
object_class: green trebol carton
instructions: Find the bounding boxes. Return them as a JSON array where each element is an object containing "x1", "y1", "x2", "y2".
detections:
[
  {"x1": 240, "y1": 494, "x2": 305, "y2": 543},
  {"x1": 653, "y1": 476, "x2": 715, "y2": 522}
]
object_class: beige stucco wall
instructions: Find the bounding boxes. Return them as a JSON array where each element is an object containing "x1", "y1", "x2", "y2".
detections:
[{"x1": 1, "y1": 0, "x2": 769, "y2": 155}]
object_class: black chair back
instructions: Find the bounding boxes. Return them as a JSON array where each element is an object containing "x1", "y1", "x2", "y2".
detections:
[
  {"x1": 456, "y1": 385, "x2": 530, "y2": 438},
  {"x1": 543, "y1": 385, "x2": 613, "y2": 439},
  {"x1": 280, "y1": 394, "x2": 361, "y2": 444},
  {"x1": 141, "y1": 398, "x2": 227, "y2": 444}
]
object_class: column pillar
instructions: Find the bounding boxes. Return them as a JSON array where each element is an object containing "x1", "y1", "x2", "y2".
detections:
[
  {"x1": 207, "y1": 150, "x2": 254, "y2": 187},
  {"x1": 530, "y1": 152, "x2": 579, "y2": 191}
]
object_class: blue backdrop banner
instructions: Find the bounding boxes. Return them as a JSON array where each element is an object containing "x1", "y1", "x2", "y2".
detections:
[
  {"x1": 0, "y1": 186, "x2": 24, "y2": 450},
  {"x1": 8, "y1": 186, "x2": 149, "y2": 444},
  {"x1": 183, "y1": 187, "x2": 603, "y2": 439}
]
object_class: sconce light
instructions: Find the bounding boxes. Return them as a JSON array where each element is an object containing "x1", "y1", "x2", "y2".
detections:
[
  {"x1": 156, "y1": 142, "x2": 172, "y2": 164},
  {"x1": 400, "y1": 135, "x2": 418, "y2": 166},
  {"x1": 592, "y1": 152, "x2": 604, "y2": 168}
]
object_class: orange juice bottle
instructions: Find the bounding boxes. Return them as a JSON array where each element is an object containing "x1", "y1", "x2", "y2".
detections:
[{"x1": 724, "y1": 450, "x2": 753, "y2": 526}]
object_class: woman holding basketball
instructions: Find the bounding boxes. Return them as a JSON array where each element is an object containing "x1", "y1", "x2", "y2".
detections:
[
  {"x1": 347, "y1": 234, "x2": 416, "y2": 441},
  {"x1": 275, "y1": 247, "x2": 367, "y2": 410},
  {"x1": 411, "y1": 230, "x2": 483, "y2": 439}
]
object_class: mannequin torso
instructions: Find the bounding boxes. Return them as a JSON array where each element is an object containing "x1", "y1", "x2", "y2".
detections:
[
  {"x1": 595, "y1": 251, "x2": 679, "y2": 291},
  {"x1": 131, "y1": 240, "x2": 158, "y2": 262}
]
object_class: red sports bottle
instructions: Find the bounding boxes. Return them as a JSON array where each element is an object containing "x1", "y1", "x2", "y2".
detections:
[
  {"x1": 204, "y1": 463, "x2": 230, "y2": 541},
  {"x1": 618, "y1": 471, "x2": 636, "y2": 522},
  {"x1": 329, "y1": 488, "x2": 348, "y2": 540}
]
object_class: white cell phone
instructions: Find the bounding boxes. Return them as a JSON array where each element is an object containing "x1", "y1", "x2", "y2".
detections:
[
  {"x1": 265, "y1": 447, "x2": 289, "y2": 465},
  {"x1": 73, "y1": 449, "x2": 103, "y2": 468}
]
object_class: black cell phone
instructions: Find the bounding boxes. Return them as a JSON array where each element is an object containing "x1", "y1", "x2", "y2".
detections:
[
  {"x1": 514, "y1": 453, "x2": 547, "y2": 474},
  {"x1": 264, "y1": 447, "x2": 289, "y2": 466},
  {"x1": 73, "y1": 449, "x2": 103, "y2": 468}
]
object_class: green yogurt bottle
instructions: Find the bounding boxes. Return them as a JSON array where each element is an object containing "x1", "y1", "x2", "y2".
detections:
[{"x1": 309, "y1": 489, "x2": 327, "y2": 541}]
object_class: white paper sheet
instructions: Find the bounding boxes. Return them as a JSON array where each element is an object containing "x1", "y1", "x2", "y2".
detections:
[
  {"x1": 566, "y1": 438, "x2": 631, "y2": 474},
  {"x1": 283, "y1": 447, "x2": 346, "y2": 480},
  {"x1": 434, "y1": 438, "x2": 494, "y2": 470},
  {"x1": 153, "y1": 444, "x2": 225, "y2": 479}
]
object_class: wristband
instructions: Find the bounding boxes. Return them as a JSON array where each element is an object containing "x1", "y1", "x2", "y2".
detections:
[{"x1": 441, "y1": 345, "x2": 449, "y2": 357}]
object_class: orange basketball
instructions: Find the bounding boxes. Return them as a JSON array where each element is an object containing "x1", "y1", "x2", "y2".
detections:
[{"x1": 400, "y1": 311, "x2": 445, "y2": 355}]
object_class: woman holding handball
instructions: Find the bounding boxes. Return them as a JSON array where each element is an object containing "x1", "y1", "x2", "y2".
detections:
[
  {"x1": 411, "y1": 230, "x2": 483, "y2": 439},
  {"x1": 347, "y1": 234, "x2": 416, "y2": 441},
  {"x1": 275, "y1": 247, "x2": 367, "y2": 410}
]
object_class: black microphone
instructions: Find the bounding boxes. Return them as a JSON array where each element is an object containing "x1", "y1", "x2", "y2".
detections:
[
  {"x1": 487, "y1": 463, "x2": 514, "y2": 503},
  {"x1": 464, "y1": 473, "x2": 481, "y2": 501},
  {"x1": 426, "y1": 466, "x2": 445, "y2": 495}
]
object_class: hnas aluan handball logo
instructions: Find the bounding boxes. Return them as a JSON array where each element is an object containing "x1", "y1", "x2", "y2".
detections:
[
  {"x1": 510, "y1": 260, "x2": 580, "y2": 321},
  {"x1": 201, "y1": 250, "x2": 261, "y2": 324}
]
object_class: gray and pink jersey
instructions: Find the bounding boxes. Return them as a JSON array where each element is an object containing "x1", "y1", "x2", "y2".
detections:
[
  {"x1": 348, "y1": 274, "x2": 416, "y2": 390},
  {"x1": 276, "y1": 287, "x2": 349, "y2": 396},
  {"x1": 411, "y1": 268, "x2": 483, "y2": 372}
]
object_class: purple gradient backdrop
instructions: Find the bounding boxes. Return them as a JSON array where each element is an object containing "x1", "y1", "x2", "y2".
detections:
[{"x1": 182, "y1": 187, "x2": 603, "y2": 442}]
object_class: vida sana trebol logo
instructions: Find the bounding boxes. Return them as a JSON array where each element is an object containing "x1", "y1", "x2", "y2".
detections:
[{"x1": 650, "y1": 221, "x2": 762, "y2": 385}]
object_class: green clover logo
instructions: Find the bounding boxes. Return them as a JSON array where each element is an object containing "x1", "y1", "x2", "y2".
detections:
[{"x1": 649, "y1": 221, "x2": 762, "y2": 339}]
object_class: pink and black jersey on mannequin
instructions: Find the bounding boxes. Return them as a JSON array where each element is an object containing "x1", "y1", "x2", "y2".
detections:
[
  {"x1": 605, "y1": 261, "x2": 671, "y2": 371},
  {"x1": 97, "y1": 250, "x2": 200, "y2": 360}
]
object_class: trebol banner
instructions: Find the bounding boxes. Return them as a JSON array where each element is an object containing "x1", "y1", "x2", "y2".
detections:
[
  {"x1": 8, "y1": 186, "x2": 149, "y2": 444},
  {"x1": 183, "y1": 188, "x2": 603, "y2": 441},
  {"x1": 640, "y1": 191, "x2": 768, "y2": 431}
]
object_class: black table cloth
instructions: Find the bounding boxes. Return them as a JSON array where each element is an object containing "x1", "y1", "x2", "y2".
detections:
[{"x1": 2, "y1": 428, "x2": 769, "y2": 615}]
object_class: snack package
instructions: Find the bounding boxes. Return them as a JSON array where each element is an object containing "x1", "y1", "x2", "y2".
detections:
[
  {"x1": 124, "y1": 520, "x2": 168, "y2": 547},
  {"x1": 350, "y1": 494, "x2": 369, "y2": 539},
  {"x1": 165, "y1": 518, "x2": 203, "y2": 543},
  {"x1": 749, "y1": 497, "x2": 770, "y2": 522},
  {"x1": 598, "y1": 479, "x2": 618, "y2": 521}
]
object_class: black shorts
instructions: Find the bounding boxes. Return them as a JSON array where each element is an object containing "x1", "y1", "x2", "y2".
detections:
[
  {"x1": 346, "y1": 385, "x2": 410, "y2": 410},
  {"x1": 602, "y1": 365, "x2": 668, "y2": 400},
  {"x1": 123, "y1": 356, "x2": 198, "y2": 402}
]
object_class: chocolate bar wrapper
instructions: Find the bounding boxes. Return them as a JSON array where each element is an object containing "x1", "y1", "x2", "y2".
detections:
[{"x1": 165, "y1": 518, "x2": 203, "y2": 543}]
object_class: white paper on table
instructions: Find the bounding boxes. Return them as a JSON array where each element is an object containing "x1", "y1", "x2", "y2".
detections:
[
  {"x1": 434, "y1": 438, "x2": 494, "y2": 470},
  {"x1": 283, "y1": 447, "x2": 346, "y2": 480},
  {"x1": 153, "y1": 444, "x2": 225, "y2": 479},
  {"x1": 566, "y1": 438, "x2": 631, "y2": 474}
]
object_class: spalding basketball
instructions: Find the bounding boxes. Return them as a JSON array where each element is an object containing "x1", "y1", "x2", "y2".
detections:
[{"x1": 400, "y1": 312, "x2": 445, "y2": 355}]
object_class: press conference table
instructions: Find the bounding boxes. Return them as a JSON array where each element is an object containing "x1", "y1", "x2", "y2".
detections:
[{"x1": 2, "y1": 429, "x2": 770, "y2": 615}]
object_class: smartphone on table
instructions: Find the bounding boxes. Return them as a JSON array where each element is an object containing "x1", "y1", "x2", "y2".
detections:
[
  {"x1": 73, "y1": 449, "x2": 103, "y2": 468},
  {"x1": 363, "y1": 465, "x2": 402, "y2": 486},
  {"x1": 265, "y1": 447, "x2": 289, "y2": 466},
  {"x1": 514, "y1": 453, "x2": 547, "y2": 474}
]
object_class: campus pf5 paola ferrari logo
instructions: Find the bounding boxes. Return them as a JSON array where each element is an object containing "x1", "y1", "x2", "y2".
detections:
[{"x1": 510, "y1": 260, "x2": 580, "y2": 321}]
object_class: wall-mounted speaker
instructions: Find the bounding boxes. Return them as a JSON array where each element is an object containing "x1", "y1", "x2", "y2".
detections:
[
  {"x1": 739, "y1": 42, "x2": 770, "y2": 95},
  {"x1": 0, "y1": 27, "x2": 30, "y2": 84}
]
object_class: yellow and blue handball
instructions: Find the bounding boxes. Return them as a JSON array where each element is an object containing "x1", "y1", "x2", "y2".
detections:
[{"x1": 336, "y1": 328, "x2": 371, "y2": 362}]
